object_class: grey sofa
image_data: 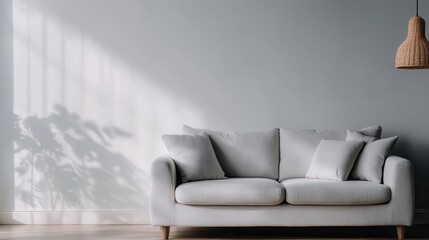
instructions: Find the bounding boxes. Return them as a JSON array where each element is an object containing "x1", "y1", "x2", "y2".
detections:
[{"x1": 150, "y1": 126, "x2": 414, "y2": 239}]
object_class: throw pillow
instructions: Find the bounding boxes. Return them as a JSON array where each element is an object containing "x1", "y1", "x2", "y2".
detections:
[
  {"x1": 305, "y1": 140, "x2": 365, "y2": 181},
  {"x1": 162, "y1": 133, "x2": 225, "y2": 182},
  {"x1": 347, "y1": 131, "x2": 398, "y2": 183}
]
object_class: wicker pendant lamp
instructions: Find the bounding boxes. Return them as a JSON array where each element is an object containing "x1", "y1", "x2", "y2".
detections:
[{"x1": 396, "y1": 0, "x2": 429, "y2": 69}]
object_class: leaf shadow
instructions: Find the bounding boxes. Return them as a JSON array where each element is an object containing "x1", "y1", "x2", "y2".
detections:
[{"x1": 14, "y1": 104, "x2": 147, "y2": 223}]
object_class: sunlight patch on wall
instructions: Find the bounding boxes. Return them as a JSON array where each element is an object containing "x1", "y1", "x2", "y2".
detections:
[{"x1": 12, "y1": 0, "x2": 205, "y2": 214}]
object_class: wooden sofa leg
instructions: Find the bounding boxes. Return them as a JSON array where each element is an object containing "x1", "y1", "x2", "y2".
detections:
[
  {"x1": 396, "y1": 225, "x2": 405, "y2": 240},
  {"x1": 161, "y1": 226, "x2": 170, "y2": 240}
]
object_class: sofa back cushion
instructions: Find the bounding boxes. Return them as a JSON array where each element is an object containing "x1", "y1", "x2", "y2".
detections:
[
  {"x1": 279, "y1": 126, "x2": 381, "y2": 181},
  {"x1": 181, "y1": 125, "x2": 279, "y2": 179}
]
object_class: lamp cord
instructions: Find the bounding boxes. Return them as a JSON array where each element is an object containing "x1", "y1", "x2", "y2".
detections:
[{"x1": 417, "y1": 0, "x2": 419, "y2": 16}]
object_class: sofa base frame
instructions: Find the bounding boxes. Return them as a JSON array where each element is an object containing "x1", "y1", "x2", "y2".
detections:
[{"x1": 159, "y1": 225, "x2": 405, "y2": 240}]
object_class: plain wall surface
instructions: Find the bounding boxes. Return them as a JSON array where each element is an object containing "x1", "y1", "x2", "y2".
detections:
[
  {"x1": 2, "y1": 0, "x2": 429, "y2": 223},
  {"x1": 0, "y1": 0, "x2": 14, "y2": 212}
]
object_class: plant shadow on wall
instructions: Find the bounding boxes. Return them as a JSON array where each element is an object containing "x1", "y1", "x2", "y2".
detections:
[{"x1": 13, "y1": 104, "x2": 147, "y2": 222}]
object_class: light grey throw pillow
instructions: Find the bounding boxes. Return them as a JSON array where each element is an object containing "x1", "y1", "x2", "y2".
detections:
[
  {"x1": 347, "y1": 131, "x2": 398, "y2": 183},
  {"x1": 162, "y1": 133, "x2": 225, "y2": 182},
  {"x1": 181, "y1": 125, "x2": 279, "y2": 179},
  {"x1": 305, "y1": 140, "x2": 364, "y2": 181}
]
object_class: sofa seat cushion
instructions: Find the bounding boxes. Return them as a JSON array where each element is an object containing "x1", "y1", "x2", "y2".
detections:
[
  {"x1": 281, "y1": 178, "x2": 390, "y2": 205},
  {"x1": 176, "y1": 178, "x2": 285, "y2": 206}
]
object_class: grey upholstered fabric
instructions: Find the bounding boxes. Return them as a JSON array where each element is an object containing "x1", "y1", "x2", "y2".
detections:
[
  {"x1": 347, "y1": 131, "x2": 398, "y2": 183},
  {"x1": 181, "y1": 125, "x2": 212, "y2": 134},
  {"x1": 175, "y1": 178, "x2": 285, "y2": 206},
  {"x1": 305, "y1": 140, "x2": 364, "y2": 181},
  {"x1": 150, "y1": 155, "x2": 414, "y2": 227},
  {"x1": 346, "y1": 130, "x2": 377, "y2": 143},
  {"x1": 172, "y1": 203, "x2": 404, "y2": 227},
  {"x1": 281, "y1": 178, "x2": 390, "y2": 205},
  {"x1": 279, "y1": 126, "x2": 381, "y2": 181},
  {"x1": 162, "y1": 133, "x2": 225, "y2": 182},
  {"x1": 181, "y1": 125, "x2": 279, "y2": 179},
  {"x1": 382, "y1": 156, "x2": 414, "y2": 225},
  {"x1": 150, "y1": 155, "x2": 176, "y2": 226}
]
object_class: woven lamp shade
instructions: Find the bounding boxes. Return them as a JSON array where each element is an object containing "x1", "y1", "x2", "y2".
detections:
[{"x1": 396, "y1": 16, "x2": 429, "y2": 69}]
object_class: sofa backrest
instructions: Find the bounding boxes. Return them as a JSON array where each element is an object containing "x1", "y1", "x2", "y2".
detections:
[
  {"x1": 181, "y1": 125, "x2": 280, "y2": 180},
  {"x1": 279, "y1": 126, "x2": 381, "y2": 181}
]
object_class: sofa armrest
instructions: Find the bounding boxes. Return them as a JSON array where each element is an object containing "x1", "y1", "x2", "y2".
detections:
[
  {"x1": 150, "y1": 155, "x2": 177, "y2": 226},
  {"x1": 383, "y1": 155, "x2": 414, "y2": 226}
]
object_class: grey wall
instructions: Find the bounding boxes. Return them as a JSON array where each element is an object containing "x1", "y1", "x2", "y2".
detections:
[
  {"x1": 0, "y1": 0, "x2": 14, "y2": 212},
  {"x1": 2, "y1": 0, "x2": 429, "y2": 223}
]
